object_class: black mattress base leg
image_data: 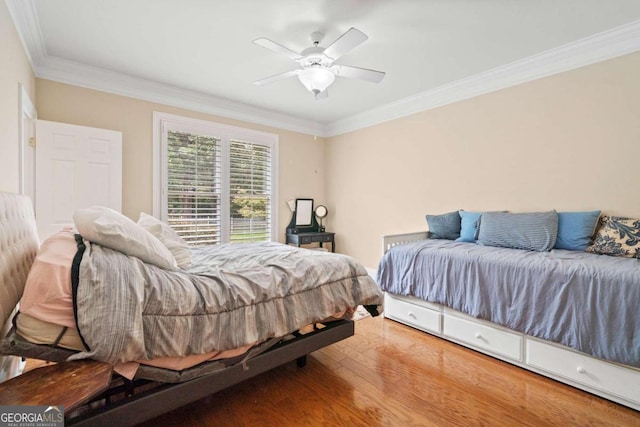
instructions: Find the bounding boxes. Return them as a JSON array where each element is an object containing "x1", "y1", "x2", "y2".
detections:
[
  {"x1": 124, "y1": 379, "x2": 135, "y2": 397},
  {"x1": 296, "y1": 355, "x2": 307, "y2": 367}
]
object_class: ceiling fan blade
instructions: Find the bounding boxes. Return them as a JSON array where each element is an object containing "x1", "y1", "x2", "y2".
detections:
[
  {"x1": 253, "y1": 69, "x2": 300, "y2": 86},
  {"x1": 323, "y1": 27, "x2": 368, "y2": 61},
  {"x1": 253, "y1": 38, "x2": 302, "y2": 61},
  {"x1": 331, "y1": 65, "x2": 385, "y2": 83},
  {"x1": 314, "y1": 89, "x2": 328, "y2": 100}
]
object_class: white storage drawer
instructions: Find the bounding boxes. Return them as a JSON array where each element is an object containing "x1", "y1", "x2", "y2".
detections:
[
  {"x1": 444, "y1": 314, "x2": 522, "y2": 362},
  {"x1": 527, "y1": 339, "x2": 640, "y2": 403},
  {"x1": 384, "y1": 294, "x2": 441, "y2": 334}
]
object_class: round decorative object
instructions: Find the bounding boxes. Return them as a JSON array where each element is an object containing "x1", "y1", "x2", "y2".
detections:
[{"x1": 315, "y1": 205, "x2": 328, "y2": 218}]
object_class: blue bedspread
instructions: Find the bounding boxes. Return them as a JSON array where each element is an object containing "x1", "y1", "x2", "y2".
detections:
[{"x1": 377, "y1": 239, "x2": 640, "y2": 367}]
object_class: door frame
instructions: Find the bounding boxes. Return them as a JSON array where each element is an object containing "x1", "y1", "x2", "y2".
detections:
[{"x1": 18, "y1": 83, "x2": 37, "y2": 199}]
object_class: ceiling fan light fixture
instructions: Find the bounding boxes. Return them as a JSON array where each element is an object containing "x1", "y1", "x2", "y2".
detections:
[
  {"x1": 298, "y1": 67, "x2": 335, "y2": 95},
  {"x1": 254, "y1": 28, "x2": 384, "y2": 99}
]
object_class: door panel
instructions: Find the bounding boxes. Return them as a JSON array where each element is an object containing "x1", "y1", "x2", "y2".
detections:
[{"x1": 35, "y1": 120, "x2": 122, "y2": 241}]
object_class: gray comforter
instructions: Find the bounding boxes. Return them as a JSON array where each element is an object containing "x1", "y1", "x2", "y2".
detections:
[
  {"x1": 377, "y1": 239, "x2": 640, "y2": 367},
  {"x1": 71, "y1": 241, "x2": 383, "y2": 365}
]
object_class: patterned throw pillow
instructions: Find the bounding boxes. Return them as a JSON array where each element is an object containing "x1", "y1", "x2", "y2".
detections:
[{"x1": 586, "y1": 216, "x2": 640, "y2": 259}]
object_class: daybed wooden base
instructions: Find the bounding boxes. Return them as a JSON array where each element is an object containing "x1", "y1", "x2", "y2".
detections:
[{"x1": 381, "y1": 231, "x2": 640, "y2": 412}]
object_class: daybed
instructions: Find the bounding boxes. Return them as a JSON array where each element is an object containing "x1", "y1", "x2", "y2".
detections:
[
  {"x1": 377, "y1": 210, "x2": 640, "y2": 411},
  {"x1": 0, "y1": 192, "x2": 383, "y2": 425}
]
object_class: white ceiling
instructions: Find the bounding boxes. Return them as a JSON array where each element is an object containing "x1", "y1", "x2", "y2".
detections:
[{"x1": 8, "y1": 0, "x2": 640, "y2": 136}]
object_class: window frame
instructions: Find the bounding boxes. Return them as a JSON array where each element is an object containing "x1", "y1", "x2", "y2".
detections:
[{"x1": 153, "y1": 111, "x2": 279, "y2": 244}]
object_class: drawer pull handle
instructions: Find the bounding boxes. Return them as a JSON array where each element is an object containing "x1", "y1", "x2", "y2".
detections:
[
  {"x1": 408, "y1": 311, "x2": 417, "y2": 319},
  {"x1": 577, "y1": 366, "x2": 586, "y2": 374},
  {"x1": 475, "y1": 333, "x2": 482, "y2": 339}
]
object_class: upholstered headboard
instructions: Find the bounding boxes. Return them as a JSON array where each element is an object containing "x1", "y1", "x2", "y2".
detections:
[{"x1": 0, "y1": 192, "x2": 39, "y2": 329}]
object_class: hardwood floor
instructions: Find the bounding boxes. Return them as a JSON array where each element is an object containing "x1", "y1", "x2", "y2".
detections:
[{"x1": 140, "y1": 316, "x2": 640, "y2": 426}]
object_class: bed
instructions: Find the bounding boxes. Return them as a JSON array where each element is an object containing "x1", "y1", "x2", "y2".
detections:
[
  {"x1": 377, "y1": 231, "x2": 640, "y2": 411},
  {"x1": 0, "y1": 192, "x2": 383, "y2": 425}
]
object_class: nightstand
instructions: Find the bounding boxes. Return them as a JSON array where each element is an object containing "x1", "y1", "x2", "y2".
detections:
[{"x1": 286, "y1": 231, "x2": 335, "y2": 253}]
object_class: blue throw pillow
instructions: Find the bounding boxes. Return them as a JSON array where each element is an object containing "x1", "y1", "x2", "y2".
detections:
[
  {"x1": 425, "y1": 210, "x2": 461, "y2": 240},
  {"x1": 477, "y1": 211, "x2": 558, "y2": 252},
  {"x1": 456, "y1": 211, "x2": 482, "y2": 243},
  {"x1": 555, "y1": 211, "x2": 601, "y2": 251}
]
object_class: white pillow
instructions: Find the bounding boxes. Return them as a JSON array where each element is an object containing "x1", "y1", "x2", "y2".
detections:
[
  {"x1": 73, "y1": 206, "x2": 178, "y2": 270},
  {"x1": 138, "y1": 212, "x2": 192, "y2": 269}
]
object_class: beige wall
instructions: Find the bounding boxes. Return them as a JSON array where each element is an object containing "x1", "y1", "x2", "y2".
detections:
[
  {"x1": 326, "y1": 52, "x2": 640, "y2": 268},
  {"x1": 0, "y1": 1, "x2": 35, "y2": 193},
  {"x1": 36, "y1": 80, "x2": 326, "y2": 241},
  {"x1": 32, "y1": 51, "x2": 640, "y2": 266}
]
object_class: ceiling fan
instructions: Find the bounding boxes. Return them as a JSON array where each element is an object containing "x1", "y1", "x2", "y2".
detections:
[{"x1": 252, "y1": 27, "x2": 385, "y2": 100}]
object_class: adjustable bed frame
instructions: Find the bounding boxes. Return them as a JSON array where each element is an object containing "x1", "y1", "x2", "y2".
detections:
[{"x1": 0, "y1": 192, "x2": 354, "y2": 426}]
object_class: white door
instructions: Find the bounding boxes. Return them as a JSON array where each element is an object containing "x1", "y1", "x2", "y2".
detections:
[{"x1": 35, "y1": 120, "x2": 122, "y2": 241}]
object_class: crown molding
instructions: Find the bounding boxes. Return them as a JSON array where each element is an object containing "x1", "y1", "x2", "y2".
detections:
[
  {"x1": 35, "y1": 56, "x2": 325, "y2": 136},
  {"x1": 326, "y1": 19, "x2": 640, "y2": 136},
  {"x1": 8, "y1": 0, "x2": 640, "y2": 138},
  {"x1": 5, "y1": 0, "x2": 47, "y2": 66}
]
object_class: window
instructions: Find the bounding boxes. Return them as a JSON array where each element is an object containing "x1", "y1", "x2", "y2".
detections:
[
  {"x1": 154, "y1": 112, "x2": 278, "y2": 246},
  {"x1": 166, "y1": 131, "x2": 221, "y2": 245},
  {"x1": 228, "y1": 140, "x2": 272, "y2": 243}
]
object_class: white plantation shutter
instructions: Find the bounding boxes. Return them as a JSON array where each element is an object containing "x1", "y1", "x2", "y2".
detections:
[
  {"x1": 157, "y1": 113, "x2": 278, "y2": 246},
  {"x1": 166, "y1": 131, "x2": 222, "y2": 246},
  {"x1": 229, "y1": 140, "x2": 271, "y2": 243}
]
